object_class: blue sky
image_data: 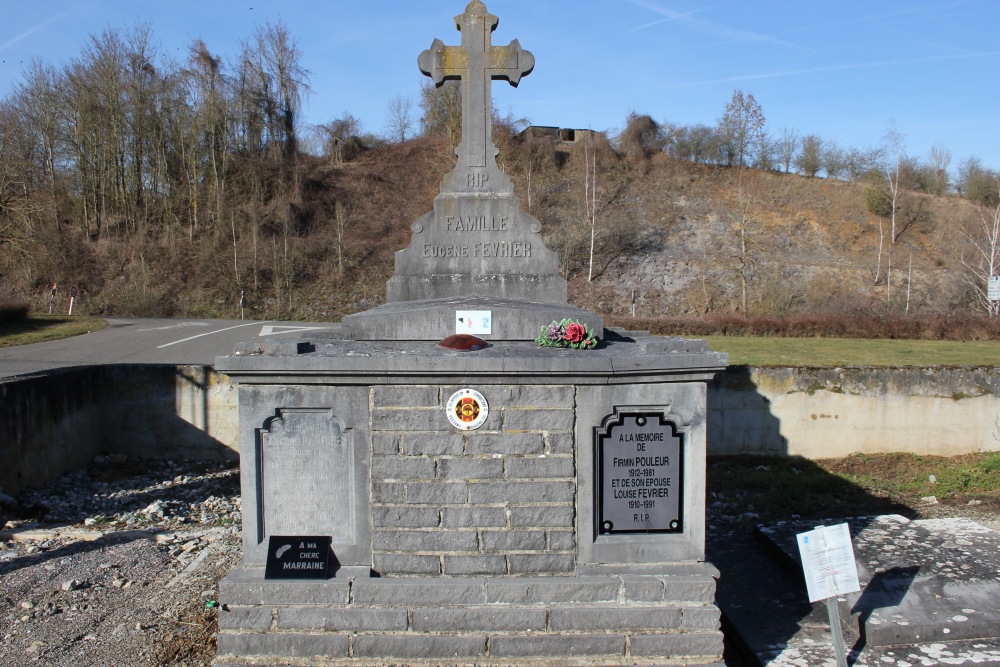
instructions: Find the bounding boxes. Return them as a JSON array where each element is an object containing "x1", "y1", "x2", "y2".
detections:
[{"x1": 2, "y1": 1, "x2": 998, "y2": 171}]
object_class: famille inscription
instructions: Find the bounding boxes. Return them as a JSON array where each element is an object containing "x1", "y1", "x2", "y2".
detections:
[
  {"x1": 597, "y1": 412, "x2": 683, "y2": 534},
  {"x1": 445, "y1": 215, "x2": 509, "y2": 232}
]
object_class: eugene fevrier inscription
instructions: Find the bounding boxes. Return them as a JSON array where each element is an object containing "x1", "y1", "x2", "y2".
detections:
[{"x1": 596, "y1": 412, "x2": 683, "y2": 534}]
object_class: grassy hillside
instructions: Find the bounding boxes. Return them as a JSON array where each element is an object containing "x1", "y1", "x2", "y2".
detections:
[{"x1": 1, "y1": 135, "x2": 989, "y2": 324}]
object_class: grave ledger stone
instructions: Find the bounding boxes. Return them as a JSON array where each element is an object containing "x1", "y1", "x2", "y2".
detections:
[{"x1": 214, "y1": 3, "x2": 728, "y2": 666}]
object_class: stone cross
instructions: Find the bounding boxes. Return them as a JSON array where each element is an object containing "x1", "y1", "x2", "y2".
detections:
[{"x1": 418, "y1": 0, "x2": 534, "y2": 172}]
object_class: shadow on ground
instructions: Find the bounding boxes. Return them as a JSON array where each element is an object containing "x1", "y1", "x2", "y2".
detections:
[{"x1": 706, "y1": 455, "x2": 919, "y2": 666}]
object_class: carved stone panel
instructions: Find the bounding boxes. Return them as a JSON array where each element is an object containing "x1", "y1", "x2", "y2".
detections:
[{"x1": 258, "y1": 409, "x2": 354, "y2": 543}]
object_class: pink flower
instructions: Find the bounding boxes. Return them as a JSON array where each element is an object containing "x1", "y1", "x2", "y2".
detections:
[{"x1": 564, "y1": 323, "x2": 586, "y2": 343}]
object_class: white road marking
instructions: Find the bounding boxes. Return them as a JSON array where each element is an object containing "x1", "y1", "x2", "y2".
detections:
[
  {"x1": 259, "y1": 325, "x2": 330, "y2": 336},
  {"x1": 137, "y1": 322, "x2": 209, "y2": 332},
  {"x1": 157, "y1": 321, "x2": 272, "y2": 349}
]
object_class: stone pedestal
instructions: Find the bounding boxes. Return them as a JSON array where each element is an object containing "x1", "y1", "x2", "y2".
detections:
[{"x1": 214, "y1": 333, "x2": 727, "y2": 666}]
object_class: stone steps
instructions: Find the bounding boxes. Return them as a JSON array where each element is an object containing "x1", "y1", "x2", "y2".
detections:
[{"x1": 215, "y1": 568, "x2": 723, "y2": 666}]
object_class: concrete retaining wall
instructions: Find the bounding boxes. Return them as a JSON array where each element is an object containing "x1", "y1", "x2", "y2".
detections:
[
  {"x1": 0, "y1": 365, "x2": 238, "y2": 494},
  {"x1": 2, "y1": 364, "x2": 997, "y2": 495},
  {"x1": 709, "y1": 366, "x2": 1000, "y2": 458}
]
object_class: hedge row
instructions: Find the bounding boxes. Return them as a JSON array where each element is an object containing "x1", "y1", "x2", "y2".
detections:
[{"x1": 607, "y1": 310, "x2": 1000, "y2": 341}]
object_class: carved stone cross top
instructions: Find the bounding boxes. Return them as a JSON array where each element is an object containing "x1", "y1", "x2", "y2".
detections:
[{"x1": 419, "y1": 0, "x2": 534, "y2": 173}]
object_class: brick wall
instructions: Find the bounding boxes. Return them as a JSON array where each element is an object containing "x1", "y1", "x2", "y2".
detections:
[{"x1": 370, "y1": 385, "x2": 577, "y2": 576}]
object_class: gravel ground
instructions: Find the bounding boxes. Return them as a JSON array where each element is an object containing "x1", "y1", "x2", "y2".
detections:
[
  {"x1": 0, "y1": 458, "x2": 241, "y2": 667},
  {"x1": 3, "y1": 458, "x2": 999, "y2": 667}
]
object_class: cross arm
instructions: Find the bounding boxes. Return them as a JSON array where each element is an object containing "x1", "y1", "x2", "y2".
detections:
[
  {"x1": 490, "y1": 39, "x2": 534, "y2": 86},
  {"x1": 418, "y1": 39, "x2": 467, "y2": 86}
]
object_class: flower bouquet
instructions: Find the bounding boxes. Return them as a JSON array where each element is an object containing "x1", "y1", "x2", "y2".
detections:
[{"x1": 535, "y1": 318, "x2": 599, "y2": 349}]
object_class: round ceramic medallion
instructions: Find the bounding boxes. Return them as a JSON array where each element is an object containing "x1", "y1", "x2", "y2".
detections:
[{"x1": 445, "y1": 388, "x2": 489, "y2": 431}]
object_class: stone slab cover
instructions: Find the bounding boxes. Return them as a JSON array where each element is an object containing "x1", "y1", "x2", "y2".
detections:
[{"x1": 259, "y1": 409, "x2": 354, "y2": 543}]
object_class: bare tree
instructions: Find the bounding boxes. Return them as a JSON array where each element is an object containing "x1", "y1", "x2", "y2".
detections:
[
  {"x1": 185, "y1": 39, "x2": 230, "y2": 233},
  {"x1": 882, "y1": 123, "x2": 906, "y2": 245},
  {"x1": 718, "y1": 89, "x2": 765, "y2": 168},
  {"x1": 13, "y1": 59, "x2": 62, "y2": 226},
  {"x1": 724, "y1": 171, "x2": 760, "y2": 314},
  {"x1": 237, "y1": 21, "x2": 310, "y2": 162},
  {"x1": 754, "y1": 131, "x2": 777, "y2": 171},
  {"x1": 795, "y1": 135, "x2": 823, "y2": 177},
  {"x1": 334, "y1": 200, "x2": 349, "y2": 278},
  {"x1": 960, "y1": 183, "x2": 1000, "y2": 316},
  {"x1": 319, "y1": 114, "x2": 363, "y2": 164},
  {"x1": 822, "y1": 141, "x2": 848, "y2": 180},
  {"x1": 419, "y1": 79, "x2": 461, "y2": 145},
  {"x1": 864, "y1": 170, "x2": 889, "y2": 285},
  {"x1": 0, "y1": 101, "x2": 46, "y2": 255},
  {"x1": 928, "y1": 143, "x2": 951, "y2": 195},
  {"x1": 957, "y1": 156, "x2": 999, "y2": 205},
  {"x1": 386, "y1": 95, "x2": 413, "y2": 143},
  {"x1": 664, "y1": 123, "x2": 723, "y2": 165},
  {"x1": 845, "y1": 146, "x2": 883, "y2": 182},
  {"x1": 584, "y1": 139, "x2": 600, "y2": 282},
  {"x1": 260, "y1": 21, "x2": 309, "y2": 160},
  {"x1": 778, "y1": 128, "x2": 798, "y2": 173}
]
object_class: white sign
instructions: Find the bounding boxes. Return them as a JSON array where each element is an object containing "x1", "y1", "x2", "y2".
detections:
[
  {"x1": 988, "y1": 275, "x2": 1000, "y2": 302},
  {"x1": 455, "y1": 310, "x2": 492, "y2": 335},
  {"x1": 445, "y1": 389, "x2": 489, "y2": 431},
  {"x1": 796, "y1": 523, "x2": 861, "y2": 603}
]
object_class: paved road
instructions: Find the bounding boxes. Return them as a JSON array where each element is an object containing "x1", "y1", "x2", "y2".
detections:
[{"x1": 0, "y1": 317, "x2": 337, "y2": 379}]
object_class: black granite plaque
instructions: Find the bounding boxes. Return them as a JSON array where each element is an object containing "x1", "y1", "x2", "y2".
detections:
[
  {"x1": 264, "y1": 535, "x2": 333, "y2": 579},
  {"x1": 596, "y1": 412, "x2": 683, "y2": 534}
]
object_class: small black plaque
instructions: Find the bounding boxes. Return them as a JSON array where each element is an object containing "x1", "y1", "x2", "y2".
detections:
[
  {"x1": 264, "y1": 535, "x2": 333, "y2": 579},
  {"x1": 596, "y1": 412, "x2": 683, "y2": 534}
]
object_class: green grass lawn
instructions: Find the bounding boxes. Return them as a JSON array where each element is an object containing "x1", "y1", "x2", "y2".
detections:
[
  {"x1": 705, "y1": 335, "x2": 1000, "y2": 367},
  {"x1": 0, "y1": 314, "x2": 108, "y2": 348}
]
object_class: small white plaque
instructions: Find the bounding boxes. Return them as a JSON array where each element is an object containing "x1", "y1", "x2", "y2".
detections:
[
  {"x1": 456, "y1": 310, "x2": 492, "y2": 335},
  {"x1": 796, "y1": 523, "x2": 861, "y2": 603},
  {"x1": 445, "y1": 389, "x2": 489, "y2": 431},
  {"x1": 988, "y1": 275, "x2": 1000, "y2": 301}
]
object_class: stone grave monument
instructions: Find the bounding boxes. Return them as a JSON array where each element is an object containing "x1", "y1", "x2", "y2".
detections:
[{"x1": 214, "y1": 3, "x2": 728, "y2": 665}]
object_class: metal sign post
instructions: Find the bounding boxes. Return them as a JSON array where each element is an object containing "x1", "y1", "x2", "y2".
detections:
[{"x1": 796, "y1": 523, "x2": 861, "y2": 667}]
